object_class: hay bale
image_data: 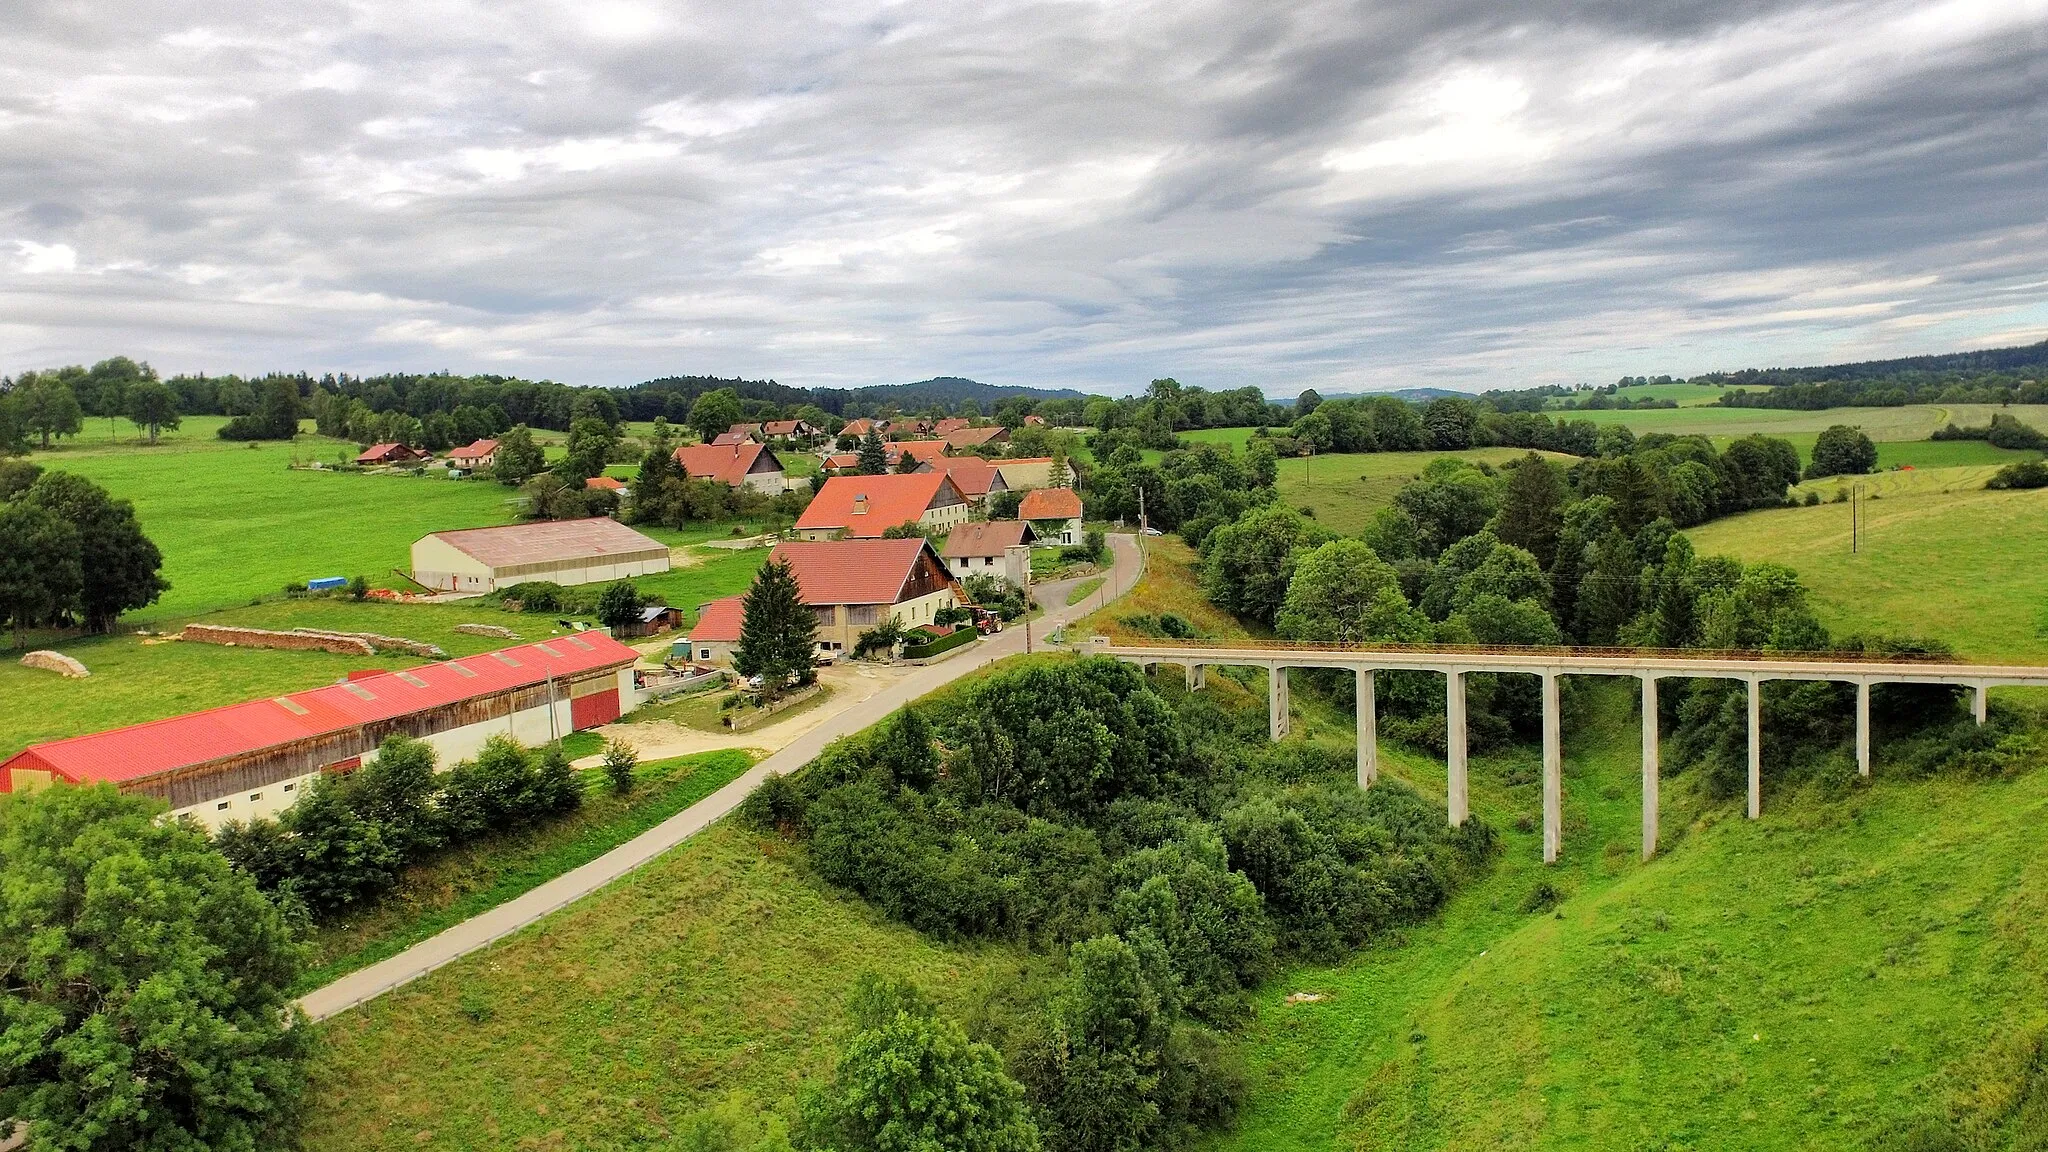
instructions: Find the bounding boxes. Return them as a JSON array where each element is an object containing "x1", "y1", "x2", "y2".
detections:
[{"x1": 20, "y1": 650, "x2": 90, "y2": 678}]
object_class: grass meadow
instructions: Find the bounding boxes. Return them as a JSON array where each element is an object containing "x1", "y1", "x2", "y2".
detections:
[
  {"x1": 1218, "y1": 680, "x2": 2048, "y2": 1151},
  {"x1": 302, "y1": 823, "x2": 1049, "y2": 1151},
  {"x1": 1687, "y1": 470, "x2": 2048, "y2": 663},
  {"x1": 6, "y1": 421, "x2": 776, "y2": 757}
]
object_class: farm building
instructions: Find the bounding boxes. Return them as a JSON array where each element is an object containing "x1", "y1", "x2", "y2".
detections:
[
  {"x1": 0, "y1": 635, "x2": 639, "y2": 830},
  {"x1": 357, "y1": 442, "x2": 425, "y2": 465},
  {"x1": 1019, "y1": 486, "x2": 1084, "y2": 545},
  {"x1": 711, "y1": 430, "x2": 755, "y2": 446},
  {"x1": 687, "y1": 538, "x2": 962, "y2": 660},
  {"x1": 675, "y1": 441, "x2": 787, "y2": 494},
  {"x1": 941, "y1": 520, "x2": 1035, "y2": 585},
  {"x1": 932, "y1": 417, "x2": 971, "y2": 436},
  {"x1": 585, "y1": 475, "x2": 629, "y2": 497},
  {"x1": 410, "y1": 518, "x2": 671, "y2": 594},
  {"x1": 943, "y1": 425, "x2": 1009, "y2": 450},
  {"x1": 615, "y1": 604, "x2": 685, "y2": 638},
  {"x1": 886, "y1": 440, "x2": 951, "y2": 467},
  {"x1": 794, "y1": 473, "x2": 971, "y2": 540},
  {"x1": 763, "y1": 419, "x2": 821, "y2": 441},
  {"x1": 919, "y1": 455, "x2": 1008, "y2": 506},
  {"x1": 995, "y1": 457, "x2": 1056, "y2": 490},
  {"x1": 446, "y1": 438, "x2": 498, "y2": 473}
]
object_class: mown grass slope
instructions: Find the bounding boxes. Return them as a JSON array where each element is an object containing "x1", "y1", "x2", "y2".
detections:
[
  {"x1": 1217, "y1": 685, "x2": 2048, "y2": 1151},
  {"x1": 303, "y1": 823, "x2": 1043, "y2": 1151},
  {"x1": 1688, "y1": 472, "x2": 2048, "y2": 663}
]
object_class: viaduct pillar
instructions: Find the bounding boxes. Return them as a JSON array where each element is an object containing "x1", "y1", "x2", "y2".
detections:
[
  {"x1": 1641, "y1": 674, "x2": 1659, "y2": 860},
  {"x1": 1541, "y1": 670, "x2": 1562, "y2": 864},
  {"x1": 1268, "y1": 666, "x2": 1290, "y2": 741},
  {"x1": 1447, "y1": 670, "x2": 1468, "y2": 827},
  {"x1": 1747, "y1": 676, "x2": 1763, "y2": 819},
  {"x1": 1356, "y1": 668, "x2": 1378, "y2": 789}
]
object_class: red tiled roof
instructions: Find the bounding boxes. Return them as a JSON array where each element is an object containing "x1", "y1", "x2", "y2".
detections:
[
  {"x1": 711, "y1": 431, "x2": 753, "y2": 446},
  {"x1": 887, "y1": 440, "x2": 949, "y2": 463},
  {"x1": 768, "y1": 538, "x2": 948, "y2": 604},
  {"x1": 822, "y1": 453, "x2": 860, "y2": 471},
  {"x1": 841, "y1": 418, "x2": 877, "y2": 437},
  {"x1": 425, "y1": 518, "x2": 668, "y2": 568},
  {"x1": 932, "y1": 417, "x2": 971, "y2": 435},
  {"x1": 688, "y1": 595, "x2": 746, "y2": 643},
  {"x1": 447, "y1": 438, "x2": 498, "y2": 462},
  {"x1": 924, "y1": 455, "x2": 1004, "y2": 497},
  {"x1": 356, "y1": 443, "x2": 417, "y2": 463},
  {"x1": 1024, "y1": 415, "x2": 1046, "y2": 425},
  {"x1": 941, "y1": 520, "x2": 1034, "y2": 558},
  {"x1": 794, "y1": 473, "x2": 957, "y2": 537},
  {"x1": 0, "y1": 635, "x2": 638, "y2": 791},
  {"x1": 585, "y1": 476, "x2": 627, "y2": 490},
  {"x1": 763, "y1": 420, "x2": 809, "y2": 436},
  {"x1": 943, "y1": 426, "x2": 1007, "y2": 448},
  {"x1": 676, "y1": 441, "x2": 781, "y2": 486},
  {"x1": 1019, "y1": 487, "x2": 1082, "y2": 521}
]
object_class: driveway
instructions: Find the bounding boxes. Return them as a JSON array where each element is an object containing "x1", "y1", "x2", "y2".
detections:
[{"x1": 299, "y1": 533, "x2": 1143, "y2": 1021}]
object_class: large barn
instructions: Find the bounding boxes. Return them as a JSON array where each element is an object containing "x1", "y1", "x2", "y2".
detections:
[
  {"x1": 411, "y1": 518, "x2": 671, "y2": 594},
  {"x1": 0, "y1": 635, "x2": 639, "y2": 829}
]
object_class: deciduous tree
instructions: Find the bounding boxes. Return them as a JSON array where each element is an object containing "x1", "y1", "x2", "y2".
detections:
[{"x1": 123, "y1": 379, "x2": 182, "y2": 444}]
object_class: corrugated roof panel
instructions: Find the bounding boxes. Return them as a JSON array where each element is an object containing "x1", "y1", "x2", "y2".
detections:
[
  {"x1": 396, "y1": 671, "x2": 429, "y2": 688},
  {"x1": 0, "y1": 635, "x2": 639, "y2": 788},
  {"x1": 534, "y1": 642, "x2": 563, "y2": 657}
]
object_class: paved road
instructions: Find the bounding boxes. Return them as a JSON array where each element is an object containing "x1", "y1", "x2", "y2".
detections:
[{"x1": 298, "y1": 534, "x2": 1143, "y2": 1021}]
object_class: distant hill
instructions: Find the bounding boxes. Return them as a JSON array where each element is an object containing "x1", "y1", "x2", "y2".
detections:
[
  {"x1": 842, "y1": 376, "x2": 1093, "y2": 409},
  {"x1": 1695, "y1": 337, "x2": 2048, "y2": 386},
  {"x1": 1312, "y1": 386, "x2": 1467, "y2": 403},
  {"x1": 624, "y1": 373, "x2": 1090, "y2": 420}
]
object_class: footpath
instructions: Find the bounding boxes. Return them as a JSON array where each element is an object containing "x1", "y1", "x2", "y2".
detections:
[{"x1": 297, "y1": 535, "x2": 1142, "y2": 1021}]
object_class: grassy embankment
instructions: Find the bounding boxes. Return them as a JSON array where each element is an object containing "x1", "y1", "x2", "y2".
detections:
[
  {"x1": 299, "y1": 749, "x2": 755, "y2": 990},
  {"x1": 4, "y1": 423, "x2": 772, "y2": 757}
]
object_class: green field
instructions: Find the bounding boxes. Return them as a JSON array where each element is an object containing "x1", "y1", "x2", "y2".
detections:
[
  {"x1": 22, "y1": 417, "x2": 522, "y2": 619},
  {"x1": 1687, "y1": 469, "x2": 2048, "y2": 663},
  {"x1": 1219, "y1": 682, "x2": 2048, "y2": 1151},
  {"x1": 1550, "y1": 381, "x2": 1767, "y2": 408},
  {"x1": 1277, "y1": 447, "x2": 1576, "y2": 536},
  {"x1": 303, "y1": 823, "x2": 1045, "y2": 1151}
]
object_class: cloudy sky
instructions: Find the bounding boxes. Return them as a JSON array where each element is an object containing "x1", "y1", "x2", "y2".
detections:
[{"x1": 2, "y1": 0, "x2": 2044, "y2": 395}]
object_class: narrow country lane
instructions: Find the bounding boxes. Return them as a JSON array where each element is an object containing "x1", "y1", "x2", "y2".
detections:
[{"x1": 296, "y1": 533, "x2": 1143, "y2": 1021}]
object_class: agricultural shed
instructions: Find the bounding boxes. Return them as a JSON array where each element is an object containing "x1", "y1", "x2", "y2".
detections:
[
  {"x1": 357, "y1": 442, "x2": 424, "y2": 465},
  {"x1": 0, "y1": 635, "x2": 638, "y2": 829},
  {"x1": 411, "y1": 518, "x2": 671, "y2": 594}
]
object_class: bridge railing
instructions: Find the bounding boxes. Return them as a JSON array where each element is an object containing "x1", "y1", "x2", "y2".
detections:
[{"x1": 1092, "y1": 636, "x2": 1961, "y2": 665}]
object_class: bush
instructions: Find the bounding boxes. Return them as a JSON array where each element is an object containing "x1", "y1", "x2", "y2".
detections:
[
  {"x1": 1986, "y1": 459, "x2": 2048, "y2": 490},
  {"x1": 602, "y1": 737, "x2": 639, "y2": 794},
  {"x1": 901, "y1": 625, "x2": 977, "y2": 659}
]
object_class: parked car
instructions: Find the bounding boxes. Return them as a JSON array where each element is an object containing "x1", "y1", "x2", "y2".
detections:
[{"x1": 1142, "y1": 527, "x2": 1163, "y2": 536}]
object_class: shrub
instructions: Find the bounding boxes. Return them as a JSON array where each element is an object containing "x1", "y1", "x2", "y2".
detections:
[
  {"x1": 1986, "y1": 459, "x2": 2048, "y2": 490},
  {"x1": 602, "y1": 737, "x2": 639, "y2": 794}
]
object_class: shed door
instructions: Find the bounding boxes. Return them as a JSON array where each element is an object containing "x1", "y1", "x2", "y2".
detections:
[{"x1": 570, "y1": 688, "x2": 621, "y2": 730}]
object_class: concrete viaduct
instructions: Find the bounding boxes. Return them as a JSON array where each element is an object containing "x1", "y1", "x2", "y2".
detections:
[{"x1": 1088, "y1": 638, "x2": 2048, "y2": 864}]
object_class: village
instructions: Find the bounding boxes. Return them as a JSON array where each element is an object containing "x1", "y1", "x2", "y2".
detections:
[{"x1": 0, "y1": 411, "x2": 1106, "y2": 832}]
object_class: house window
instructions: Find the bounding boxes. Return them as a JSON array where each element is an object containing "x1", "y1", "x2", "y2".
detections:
[
  {"x1": 249, "y1": 792, "x2": 263, "y2": 802},
  {"x1": 216, "y1": 801, "x2": 230, "y2": 811},
  {"x1": 700, "y1": 647, "x2": 711, "y2": 659},
  {"x1": 283, "y1": 783, "x2": 295, "y2": 793}
]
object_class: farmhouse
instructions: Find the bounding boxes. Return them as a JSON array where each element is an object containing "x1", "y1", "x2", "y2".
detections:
[
  {"x1": 1019, "y1": 486, "x2": 1084, "y2": 546},
  {"x1": 725, "y1": 422, "x2": 765, "y2": 441},
  {"x1": 585, "y1": 475, "x2": 629, "y2": 496},
  {"x1": 675, "y1": 441, "x2": 787, "y2": 495},
  {"x1": 839, "y1": 417, "x2": 882, "y2": 439},
  {"x1": 711, "y1": 430, "x2": 755, "y2": 446},
  {"x1": 920, "y1": 455, "x2": 1008, "y2": 505},
  {"x1": 932, "y1": 417, "x2": 971, "y2": 436},
  {"x1": 686, "y1": 538, "x2": 962, "y2": 661},
  {"x1": 762, "y1": 419, "x2": 820, "y2": 441},
  {"x1": 940, "y1": 520, "x2": 1035, "y2": 585},
  {"x1": 943, "y1": 425, "x2": 1009, "y2": 450},
  {"x1": 995, "y1": 457, "x2": 1056, "y2": 490},
  {"x1": 411, "y1": 518, "x2": 671, "y2": 593},
  {"x1": 793, "y1": 473, "x2": 971, "y2": 540},
  {"x1": 357, "y1": 442, "x2": 425, "y2": 465},
  {"x1": 0, "y1": 635, "x2": 639, "y2": 830},
  {"x1": 446, "y1": 438, "x2": 498, "y2": 472},
  {"x1": 886, "y1": 440, "x2": 951, "y2": 467}
]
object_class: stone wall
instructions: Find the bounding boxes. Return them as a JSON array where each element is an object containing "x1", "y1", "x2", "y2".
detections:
[
  {"x1": 20, "y1": 650, "x2": 90, "y2": 678},
  {"x1": 181, "y1": 625, "x2": 374, "y2": 656},
  {"x1": 292, "y1": 629, "x2": 447, "y2": 658}
]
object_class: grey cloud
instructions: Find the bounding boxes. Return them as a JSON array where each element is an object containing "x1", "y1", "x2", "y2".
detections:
[{"x1": 0, "y1": 0, "x2": 2043, "y2": 391}]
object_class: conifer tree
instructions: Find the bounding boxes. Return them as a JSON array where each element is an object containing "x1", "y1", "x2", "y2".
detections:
[
  {"x1": 857, "y1": 427, "x2": 889, "y2": 475},
  {"x1": 734, "y1": 558, "x2": 817, "y2": 694}
]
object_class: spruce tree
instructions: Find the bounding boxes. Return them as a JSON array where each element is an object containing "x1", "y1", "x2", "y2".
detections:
[
  {"x1": 734, "y1": 558, "x2": 815, "y2": 694},
  {"x1": 857, "y1": 427, "x2": 889, "y2": 475}
]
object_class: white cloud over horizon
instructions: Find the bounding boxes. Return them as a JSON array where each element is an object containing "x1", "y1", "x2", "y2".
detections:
[{"x1": 1, "y1": 0, "x2": 2044, "y2": 396}]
